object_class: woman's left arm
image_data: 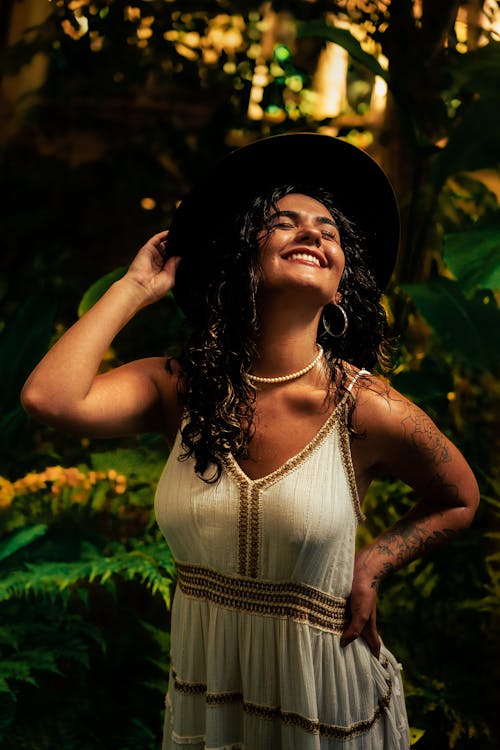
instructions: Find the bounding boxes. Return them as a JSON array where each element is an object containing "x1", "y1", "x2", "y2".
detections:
[{"x1": 341, "y1": 382, "x2": 480, "y2": 656}]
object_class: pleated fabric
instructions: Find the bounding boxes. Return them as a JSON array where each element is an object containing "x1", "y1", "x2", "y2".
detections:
[{"x1": 155, "y1": 399, "x2": 410, "y2": 749}]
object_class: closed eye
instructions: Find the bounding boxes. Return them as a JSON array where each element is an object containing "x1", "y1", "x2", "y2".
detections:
[
  {"x1": 270, "y1": 222, "x2": 294, "y2": 230},
  {"x1": 321, "y1": 230, "x2": 340, "y2": 241}
]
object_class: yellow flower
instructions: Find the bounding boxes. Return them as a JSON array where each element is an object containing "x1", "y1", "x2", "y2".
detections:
[
  {"x1": 0, "y1": 476, "x2": 15, "y2": 507},
  {"x1": 44, "y1": 466, "x2": 64, "y2": 482},
  {"x1": 63, "y1": 467, "x2": 85, "y2": 487}
]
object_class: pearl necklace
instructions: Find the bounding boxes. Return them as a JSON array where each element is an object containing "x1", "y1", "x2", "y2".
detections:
[{"x1": 247, "y1": 345, "x2": 324, "y2": 384}]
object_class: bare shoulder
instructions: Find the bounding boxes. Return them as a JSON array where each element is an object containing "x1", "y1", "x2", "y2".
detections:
[
  {"x1": 349, "y1": 372, "x2": 478, "y2": 507},
  {"x1": 351, "y1": 374, "x2": 451, "y2": 454},
  {"x1": 350, "y1": 372, "x2": 450, "y2": 459}
]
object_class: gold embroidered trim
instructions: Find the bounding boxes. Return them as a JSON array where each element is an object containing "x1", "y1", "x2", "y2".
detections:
[
  {"x1": 172, "y1": 669, "x2": 206, "y2": 695},
  {"x1": 235, "y1": 483, "x2": 261, "y2": 578},
  {"x1": 338, "y1": 404, "x2": 366, "y2": 524},
  {"x1": 237, "y1": 484, "x2": 251, "y2": 576},
  {"x1": 171, "y1": 667, "x2": 392, "y2": 740},
  {"x1": 224, "y1": 399, "x2": 345, "y2": 491},
  {"x1": 176, "y1": 563, "x2": 347, "y2": 633},
  {"x1": 248, "y1": 484, "x2": 261, "y2": 578}
]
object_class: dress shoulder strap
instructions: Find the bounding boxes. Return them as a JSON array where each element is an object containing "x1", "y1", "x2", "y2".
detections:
[{"x1": 346, "y1": 368, "x2": 371, "y2": 394}]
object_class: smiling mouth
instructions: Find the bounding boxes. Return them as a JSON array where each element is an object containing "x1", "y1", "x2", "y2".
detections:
[{"x1": 283, "y1": 250, "x2": 325, "y2": 267}]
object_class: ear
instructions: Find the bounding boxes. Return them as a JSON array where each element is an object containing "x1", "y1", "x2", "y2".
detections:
[{"x1": 333, "y1": 291, "x2": 342, "y2": 305}]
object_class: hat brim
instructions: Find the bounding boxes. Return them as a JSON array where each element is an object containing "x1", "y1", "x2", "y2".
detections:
[{"x1": 166, "y1": 133, "x2": 399, "y2": 320}]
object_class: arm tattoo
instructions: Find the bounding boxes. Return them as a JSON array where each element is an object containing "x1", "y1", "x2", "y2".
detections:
[
  {"x1": 401, "y1": 404, "x2": 460, "y2": 501},
  {"x1": 401, "y1": 408, "x2": 451, "y2": 466},
  {"x1": 369, "y1": 517, "x2": 459, "y2": 588}
]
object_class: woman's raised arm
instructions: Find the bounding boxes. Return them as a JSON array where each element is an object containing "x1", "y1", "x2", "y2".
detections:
[{"x1": 21, "y1": 232, "x2": 182, "y2": 440}]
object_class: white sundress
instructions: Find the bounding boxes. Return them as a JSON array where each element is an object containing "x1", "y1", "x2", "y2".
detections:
[{"x1": 154, "y1": 380, "x2": 410, "y2": 749}]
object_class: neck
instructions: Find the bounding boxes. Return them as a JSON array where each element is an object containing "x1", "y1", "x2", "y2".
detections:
[{"x1": 251, "y1": 303, "x2": 323, "y2": 380}]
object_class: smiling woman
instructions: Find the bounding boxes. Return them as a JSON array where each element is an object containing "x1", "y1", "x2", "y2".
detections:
[{"x1": 21, "y1": 133, "x2": 479, "y2": 750}]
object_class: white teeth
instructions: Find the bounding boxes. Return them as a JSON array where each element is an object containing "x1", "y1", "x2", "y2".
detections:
[{"x1": 286, "y1": 252, "x2": 321, "y2": 266}]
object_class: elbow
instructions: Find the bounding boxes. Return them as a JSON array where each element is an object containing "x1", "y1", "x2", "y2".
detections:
[
  {"x1": 21, "y1": 383, "x2": 59, "y2": 423},
  {"x1": 457, "y1": 503, "x2": 478, "y2": 531},
  {"x1": 456, "y1": 485, "x2": 480, "y2": 530}
]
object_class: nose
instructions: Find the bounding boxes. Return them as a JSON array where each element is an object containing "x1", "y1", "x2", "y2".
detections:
[{"x1": 295, "y1": 223, "x2": 321, "y2": 246}]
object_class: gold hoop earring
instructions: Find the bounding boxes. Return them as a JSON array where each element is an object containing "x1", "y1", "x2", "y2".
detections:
[{"x1": 322, "y1": 303, "x2": 348, "y2": 338}]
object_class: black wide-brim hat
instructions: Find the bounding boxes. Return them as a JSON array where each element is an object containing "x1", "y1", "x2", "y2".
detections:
[{"x1": 166, "y1": 133, "x2": 399, "y2": 321}]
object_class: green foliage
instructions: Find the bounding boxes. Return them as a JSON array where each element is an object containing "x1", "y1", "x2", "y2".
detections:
[
  {"x1": 78, "y1": 266, "x2": 128, "y2": 317},
  {"x1": 297, "y1": 20, "x2": 390, "y2": 83},
  {"x1": 0, "y1": 455, "x2": 175, "y2": 748},
  {"x1": 0, "y1": 293, "x2": 57, "y2": 464},
  {"x1": 432, "y1": 97, "x2": 500, "y2": 188},
  {"x1": 402, "y1": 277, "x2": 500, "y2": 371},
  {"x1": 0, "y1": 524, "x2": 48, "y2": 563},
  {"x1": 443, "y1": 213, "x2": 500, "y2": 292}
]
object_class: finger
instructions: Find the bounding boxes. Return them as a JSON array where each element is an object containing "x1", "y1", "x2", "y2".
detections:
[
  {"x1": 340, "y1": 629, "x2": 358, "y2": 649},
  {"x1": 362, "y1": 622, "x2": 381, "y2": 658},
  {"x1": 147, "y1": 230, "x2": 170, "y2": 250},
  {"x1": 163, "y1": 255, "x2": 182, "y2": 277},
  {"x1": 359, "y1": 604, "x2": 381, "y2": 657},
  {"x1": 340, "y1": 617, "x2": 367, "y2": 648}
]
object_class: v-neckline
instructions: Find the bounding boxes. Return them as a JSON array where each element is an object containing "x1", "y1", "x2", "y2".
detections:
[{"x1": 224, "y1": 398, "x2": 346, "y2": 488}]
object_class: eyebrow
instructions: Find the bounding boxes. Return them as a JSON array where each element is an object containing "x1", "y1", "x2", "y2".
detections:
[{"x1": 268, "y1": 209, "x2": 338, "y2": 229}]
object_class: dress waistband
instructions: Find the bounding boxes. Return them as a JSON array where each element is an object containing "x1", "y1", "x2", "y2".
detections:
[{"x1": 176, "y1": 562, "x2": 347, "y2": 634}]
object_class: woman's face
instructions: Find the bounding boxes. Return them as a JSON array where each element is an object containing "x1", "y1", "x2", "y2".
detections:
[{"x1": 256, "y1": 193, "x2": 345, "y2": 306}]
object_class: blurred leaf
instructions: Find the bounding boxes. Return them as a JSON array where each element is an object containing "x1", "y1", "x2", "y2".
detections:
[
  {"x1": 391, "y1": 358, "x2": 453, "y2": 403},
  {"x1": 0, "y1": 292, "x2": 57, "y2": 412},
  {"x1": 90, "y1": 447, "x2": 166, "y2": 483},
  {"x1": 0, "y1": 689, "x2": 16, "y2": 739},
  {"x1": 402, "y1": 277, "x2": 500, "y2": 370},
  {"x1": 439, "y1": 173, "x2": 500, "y2": 233},
  {"x1": 0, "y1": 525, "x2": 48, "y2": 561},
  {"x1": 447, "y1": 41, "x2": 500, "y2": 99},
  {"x1": 78, "y1": 266, "x2": 127, "y2": 318},
  {"x1": 409, "y1": 726, "x2": 426, "y2": 745},
  {"x1": 444, "y1": 214, "x2": 500, "y2": 291},
  {"x1": 297, "y1": 20, "x2": 390, "y2": 83},
  {"x1": 432, "y1": 97, "x2": 500, "y2": 187}
]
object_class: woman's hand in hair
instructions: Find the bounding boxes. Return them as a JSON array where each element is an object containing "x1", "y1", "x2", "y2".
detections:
[{"x1": 124, "y1": 231, "x2": 181, "y2": 307}]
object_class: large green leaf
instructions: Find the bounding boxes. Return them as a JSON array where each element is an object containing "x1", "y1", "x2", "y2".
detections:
[
  {"x1": 297, "y1": 20, "x2": 390, "y2": 83},
  {"x1": 0, "y1": 525, "x2": 48, "y2": 563},
  {"x1": 432, "y1": 97, "x2": 500, "y2": 187},
  {"x1": 402, "y1": 277, "x2": 500, "y2": 370},
  {"x1": 443, "y1": 214, "x2": 500, "y2": 292},
  {"x1": 78, "y1": 266, "x2": 127, "y2": 318}
]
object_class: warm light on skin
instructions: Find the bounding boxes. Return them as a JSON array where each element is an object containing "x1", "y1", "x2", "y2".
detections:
[{"x1": 257, "y1": 193, "x2": 345, "y2": 307}]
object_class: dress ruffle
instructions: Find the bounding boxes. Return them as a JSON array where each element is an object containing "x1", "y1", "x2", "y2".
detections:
[{"x1": 162, "y1": 591, "x2": 409, "y2": 749}]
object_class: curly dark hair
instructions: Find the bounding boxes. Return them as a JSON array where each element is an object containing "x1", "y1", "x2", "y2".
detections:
[{"x1": 173, "y1": 184, "x2": 392, "y2": 481}]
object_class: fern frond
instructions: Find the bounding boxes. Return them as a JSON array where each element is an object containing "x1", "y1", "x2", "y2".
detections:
[{"x1": 0, "y1": 541, "x2": 176, "y2": 608}]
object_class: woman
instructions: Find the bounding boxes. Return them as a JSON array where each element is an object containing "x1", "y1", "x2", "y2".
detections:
[{"x1": 22, "y1": 134, "x2": 479, "y2": 749}]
